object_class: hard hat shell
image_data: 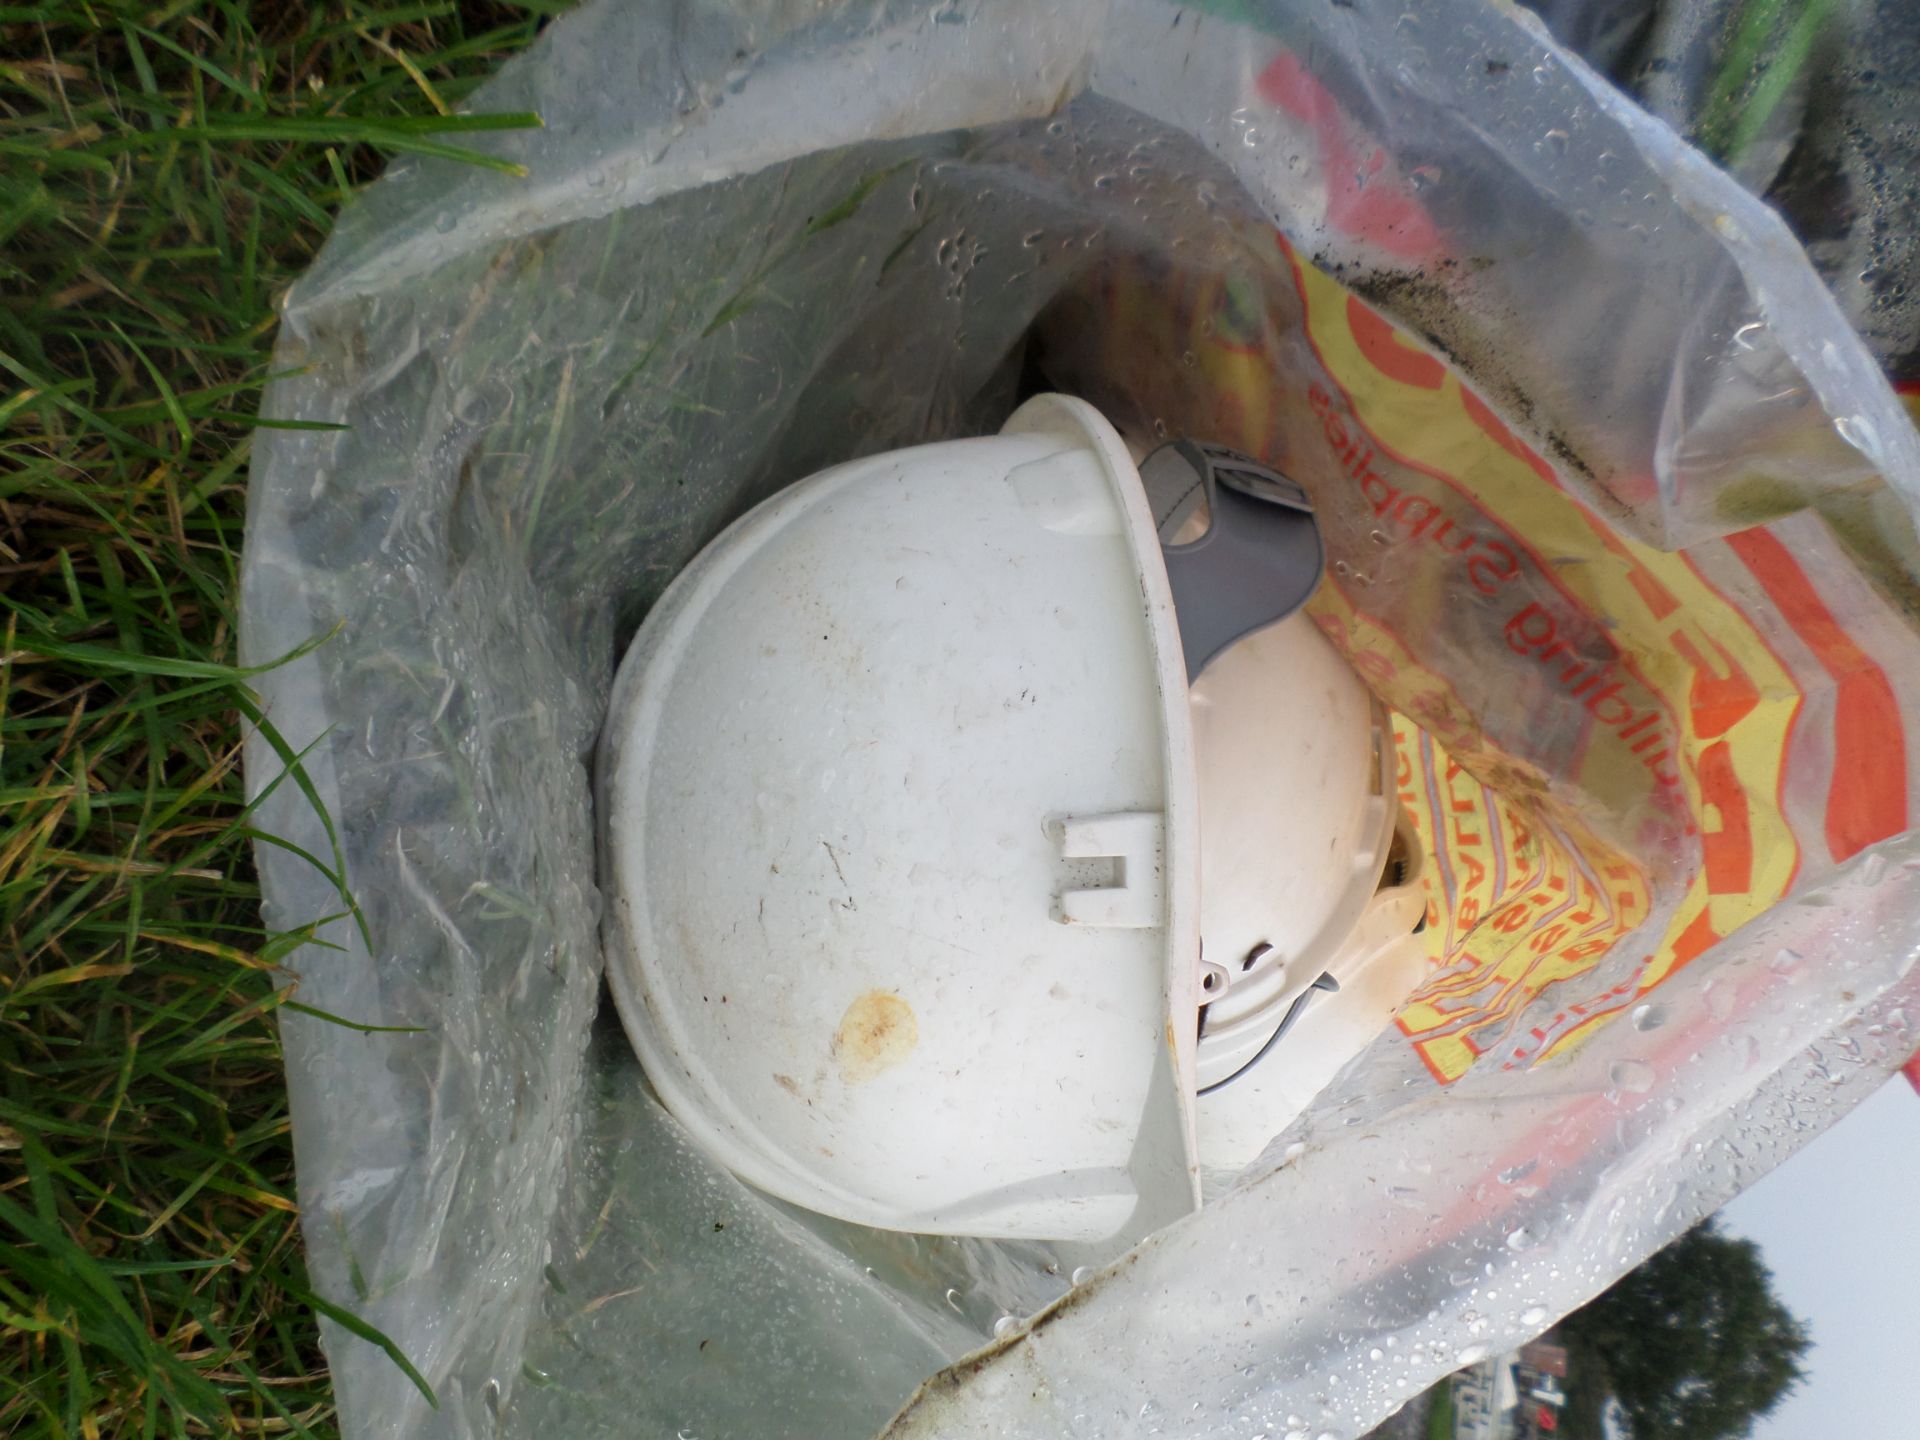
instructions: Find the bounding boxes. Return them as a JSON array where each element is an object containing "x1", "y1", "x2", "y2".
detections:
[
  {"x1": 600, "y1": 394, "x2": 1428, "y2": 1242},
  {"x1": 598, "y1": 395, "x2": 1203, "y2": 1242}
]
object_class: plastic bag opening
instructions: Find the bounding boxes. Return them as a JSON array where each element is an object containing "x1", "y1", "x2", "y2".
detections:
[{"x1": 242, "y1": 4, "x2": 1920, "y2": 1438}]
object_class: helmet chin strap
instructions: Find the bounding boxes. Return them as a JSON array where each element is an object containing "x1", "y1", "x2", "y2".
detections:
[
  {"x1": 1140, "y1": 441, "x2": 1324, "y2": 681},
  {"x1": 1195, "y1": 970, "x2": 1341, "y2": 1096}
]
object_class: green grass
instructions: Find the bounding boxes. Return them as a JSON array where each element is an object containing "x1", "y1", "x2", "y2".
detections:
[
  {"x1": 1696, "y1": 0, "x2": 1841, "y2": 166},
  {"x1": 1, "y1": 6, "x2": 563, "y2": 1435},
  {"x1": 1424, "y1": 1376, "x2": 1453, "y2": 1440}
]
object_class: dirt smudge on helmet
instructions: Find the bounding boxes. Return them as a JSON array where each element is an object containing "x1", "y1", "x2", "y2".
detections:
[{"x1": 833, "y1": 990, "x2": 918, "y2": 1084}]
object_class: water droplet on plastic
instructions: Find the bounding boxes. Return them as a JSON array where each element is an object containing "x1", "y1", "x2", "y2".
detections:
[
  {"x1": 1071, "y1": 1265, "x2": 1093, "y2": 1285},
  {"x1": 1458, "y1": 1343, "x2": 1490, "y2": 1366},
  {"x1": 434, "y1": 210, "x2": 458, "y2": 233},
  {"x1": 1610, "y1": 1058, "x2": 1656, "y2": 1093},
  {"x1": 1772, "y1": 946, "x2": 1802, "y2": 973},
  {"x1": 1832, "y1": 413, "x2": 1878, "y2": 455},
  {"x1": 1521, "y1": 1305, "x2": 1548, "y2": 1326},
  {"x1": 1541, "y1": 128, "x2": 1570, "y2": 156},
  {"x1": 1705, "y1": 979, "x2": 1737, "y2": 1020},
  {"x1": 1857, "y1": 848, "x2": 1889, "y2": 885},
  {"x1": 1507, "y1": 1226, "x2": 1535, "y2": 1251},
  {"x1": 993, "y1": 1314, "x2": 1019, "y2": 1338},
  {"x1": 1631, "y1": 1003, "x2": 1666, "y2": 1032}
]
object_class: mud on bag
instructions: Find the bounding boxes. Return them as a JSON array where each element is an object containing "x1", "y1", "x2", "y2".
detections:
[{"x1": 242, "y1": 1, "x2": 1920, "y2": 1437}]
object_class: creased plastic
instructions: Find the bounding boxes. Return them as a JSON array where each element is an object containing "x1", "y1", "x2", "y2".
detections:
[{"x1": 241, "y1": 2, "x2": 1920, "y2": 1437}]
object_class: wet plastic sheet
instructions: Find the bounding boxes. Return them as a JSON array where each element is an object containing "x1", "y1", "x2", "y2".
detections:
[
  {"x1": 241, "y1": 2, "x2": 1920, "y2": 1437},
  {"x1": 1530, "y1": 0, "x2": 1920, "y2": 392}
]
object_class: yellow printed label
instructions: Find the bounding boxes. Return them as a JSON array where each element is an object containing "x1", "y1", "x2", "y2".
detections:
[
  {"x1": 1287, "y1": 251, "x2": 1802, "y2": 1069},
  {"x1": 1044, "y1": 221, "x2": 1884, "y2": 1083}
]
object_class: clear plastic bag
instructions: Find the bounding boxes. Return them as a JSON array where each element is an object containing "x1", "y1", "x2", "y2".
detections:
[
  {"x1": 241, "y1": 2, "x2": 1920, "y2": 1436},
  {"x1": 1531, "y1": 0, "x2": 1920, "y2": 390}
]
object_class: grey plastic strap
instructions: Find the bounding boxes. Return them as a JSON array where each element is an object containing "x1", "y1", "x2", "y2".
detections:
[{"x1": 1138, "y1": 441, "x2": 1324, "y2": 681}]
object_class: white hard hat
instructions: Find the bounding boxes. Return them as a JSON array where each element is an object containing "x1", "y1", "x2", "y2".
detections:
[{"x1": 598, "y1": 395, "x2": 1426, "y2": 1242}]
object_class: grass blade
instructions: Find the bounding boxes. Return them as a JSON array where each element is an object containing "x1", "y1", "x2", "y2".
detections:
[{"x1": 278, "y1": 1276, "x2": 439, "y2": 1409}]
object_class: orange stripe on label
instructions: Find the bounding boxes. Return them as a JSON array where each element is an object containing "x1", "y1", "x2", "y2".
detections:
[
  {"x1": 1668, "y1": 905, "x2": 1721, "y2": 973},
  {"x1": 1458, "y1": 385, "x2": 1554, "y2": 486},
  {"x1": 1725, "y1": 527, "x2": 1908, "y2": 861},
  {"x1": 1898, "y1": 380, "x2": 1920, "y2": 434},
  {"x1": 1346, "y1": 293, "x2": 1446, "y2": 391},
  {"x1": 1255, "y1": 51, "x2": 1443, "y2": 262},
  {"x1": 1694, "y1": 740, "x2": 1754, "y2": 895}
]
